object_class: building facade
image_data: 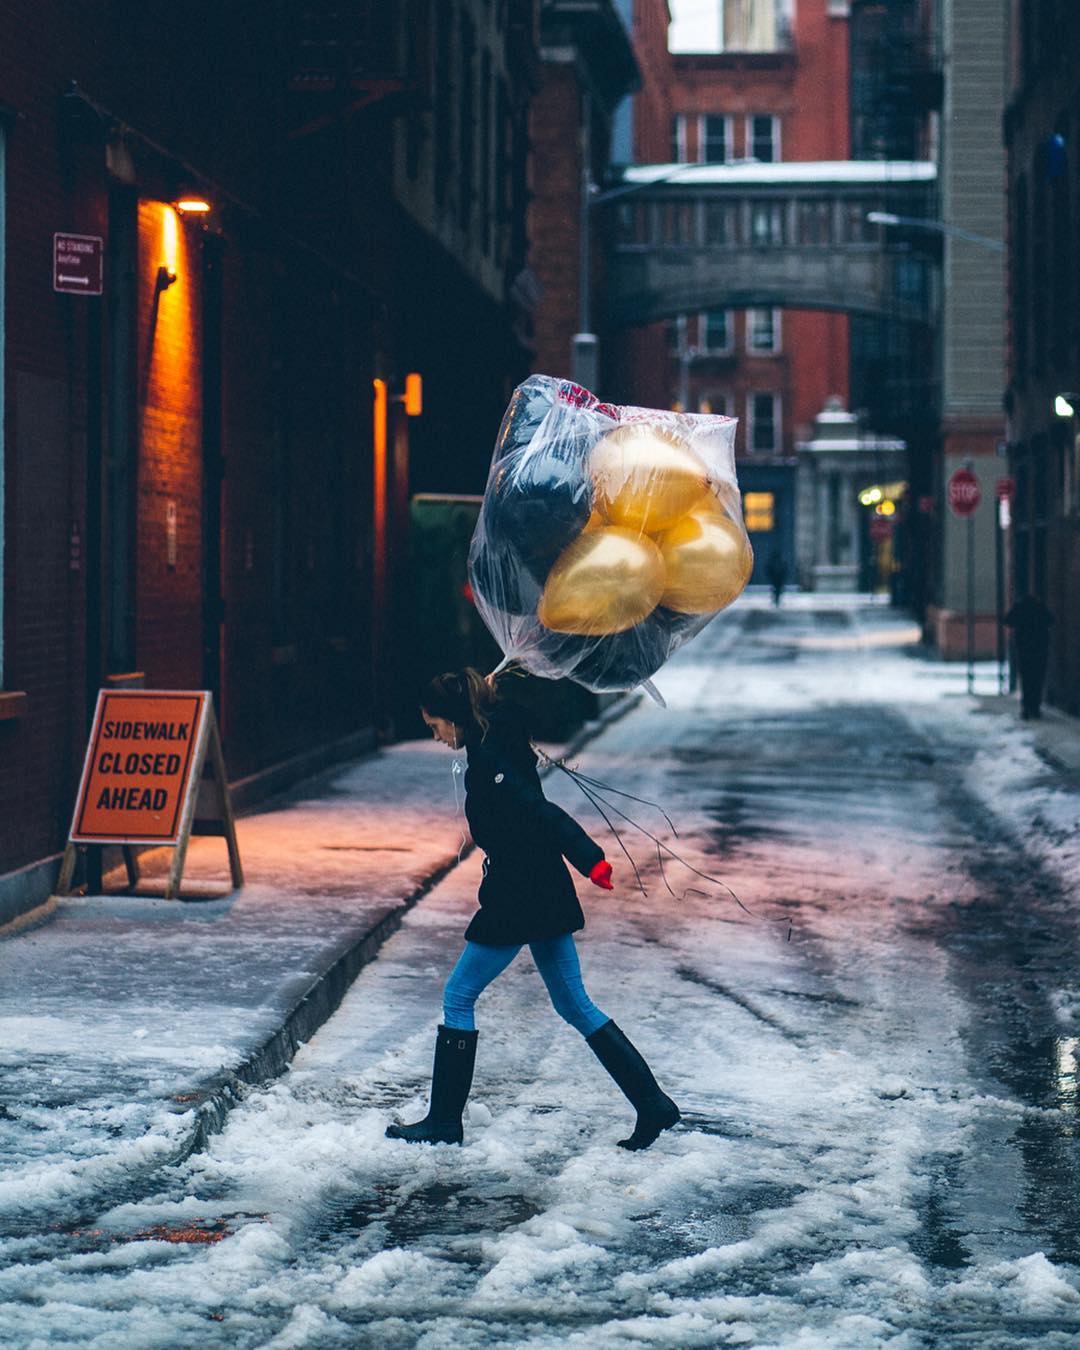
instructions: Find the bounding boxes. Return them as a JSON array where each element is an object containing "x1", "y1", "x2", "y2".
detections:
[
  {"x1": 528, "y1": 0, "x2": 641, "y2": 388},
  {"x1": 611, "y1": 0, "x2": 853, "y2": 584},
  {"x1": 1005, "y1": 0, "x2": 1080, "y2": 711},
  {"x1": 922, "y1": 0, "x2": 1008, "y2": 658},
  {"x1": 0, "y1": 1, "x2": 539, "y2": 925}
]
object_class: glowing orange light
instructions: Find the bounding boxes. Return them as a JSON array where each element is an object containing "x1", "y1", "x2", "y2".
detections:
[
  {"x1": 161, "y1": 206, "x2": 179, "y2": 282},
  {"x1": 175, "y1": 198, "x2": 211, "y2": 214},
  {"x1": 404, "y1": 372, "x2": 423, "y2": 417}
]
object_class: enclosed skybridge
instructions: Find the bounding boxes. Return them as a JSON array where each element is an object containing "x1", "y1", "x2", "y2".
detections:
[{"x1": 602, "y1": 160, "x2": 938, "y2": 328}]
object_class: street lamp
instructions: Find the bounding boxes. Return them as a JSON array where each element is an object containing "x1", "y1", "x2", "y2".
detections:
[
  {"x1": 866, "y1": 210, "x2": 1005, "y2": 253},
  {"x1": 574, "y1": 162, "x2": 712, "y2": 389}
]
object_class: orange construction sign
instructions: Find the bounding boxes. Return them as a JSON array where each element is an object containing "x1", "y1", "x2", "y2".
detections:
[{"x1": 71, "y1": 691, "x2": 207, "y2": 843}]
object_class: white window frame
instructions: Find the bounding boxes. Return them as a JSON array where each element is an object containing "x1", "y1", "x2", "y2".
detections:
[
  {"x1": 748, "y1": 391, "x2": 781, "y2": 453},
  {"x1": 697, "y1": 114, "x2": 732, "y2": 166},
  {"x1": 746, "y1": 307, "x2": 782, "y2": 354},
  {"x1": 700, "y1": 308, "x2": 733, "y2": 354},
  {"x1": 672, "y1": 113, "x2": 691, "y2": 164},
  {"x1": 746, "y1": 113, "x2": 781, "y2": 163}
]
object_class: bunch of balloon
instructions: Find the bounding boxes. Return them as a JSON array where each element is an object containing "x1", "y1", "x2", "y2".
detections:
[{"x1": 468, "y1": 376, "x2": 753, "y2": 694}]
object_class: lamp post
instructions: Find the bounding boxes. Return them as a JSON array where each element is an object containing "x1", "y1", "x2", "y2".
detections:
[
  {"x1": 573, "y1": 162, "x2": 709, "y2": 389},
  {"x1": 865, "y1": 211, "x2": 1005, "y2": 253}
]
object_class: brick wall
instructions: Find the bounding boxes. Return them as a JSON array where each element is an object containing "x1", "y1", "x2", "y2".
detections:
[
  {"x1": 529, "y1": 65, "x2": 583, "y2": 381},
  {"x1": 659, "y1": 0, "x2": 851, "y2": 448},
  {"x1": 0, "y1": 6, "x2": 375, "y2": 876},
  {"x1": 135, "y1": 201, "x2": 203, "y2": 690}
]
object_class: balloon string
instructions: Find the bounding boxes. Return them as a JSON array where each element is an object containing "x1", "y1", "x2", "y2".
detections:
[
  {"x1": 564, "y1": 773, "x2": 649, "y2": 896},
  {"x1": 555, "y1": 766, "x2": 680, "y2": 838},
  {"x1": 537, "y1": 748, "x2": 792, "y2": 939}
]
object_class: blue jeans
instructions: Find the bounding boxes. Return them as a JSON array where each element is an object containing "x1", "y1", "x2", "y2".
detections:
[{"x1": 443, "y1": 934, "x2": 610, "y2": 1037}]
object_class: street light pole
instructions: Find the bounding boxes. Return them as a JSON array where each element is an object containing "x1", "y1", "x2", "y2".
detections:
[
  {"x1": 572, "y1": 98, "x2": 598, "y2": 389},
  {"x1": 865, "y1": 211, "x2": 1005, "y2": 253},
  {"x1": 573, "y1": 160, "x2": 707, "y2": 389}
]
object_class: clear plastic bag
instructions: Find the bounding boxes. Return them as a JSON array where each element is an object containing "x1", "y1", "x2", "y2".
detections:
[{"x1": 468, "y1": 375, "x2": 752, "y2": 693}]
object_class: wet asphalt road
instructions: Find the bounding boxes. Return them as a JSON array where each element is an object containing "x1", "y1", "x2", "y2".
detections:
[{"x1": 4, "y1": 597, "x2": 1080, "y2": 1348}]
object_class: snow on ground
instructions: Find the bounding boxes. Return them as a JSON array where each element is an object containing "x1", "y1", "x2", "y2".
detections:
[{"x1": 2, "y1": 596, "x2": 1080, "y2": 1347}]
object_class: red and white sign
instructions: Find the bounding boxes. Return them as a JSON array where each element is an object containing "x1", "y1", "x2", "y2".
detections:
[
  {"x1": 995, "y1": 475, "x2": 1016, "y2": 504},
  {"x1": 53, "y1": 233, "x2": 104, "y2": 296},
  {"x1": 947, "y1": 468, "x2": 981, "y2": 517}
]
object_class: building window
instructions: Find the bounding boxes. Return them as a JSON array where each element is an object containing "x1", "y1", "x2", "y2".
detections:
[
  {"x1": 750, "y1": 201, "x2": 784, "y2": 246},
  {"x1": 459, "y1": 10, "x2": 476, "y2": 233},
  {"x1": 748, "y1": 114, "x2": 780, "y2": 163},
  {"x1": 672, "y1": 113, "x2": 690, "y2": 163},
  {"x1": 747, "y1": 308, "x2": 781, "y2": 353},
  {"x1": 699, "y1": 115, "x2": 732, "y2": 165},
  {"x1": 723, "y1": 0, "x2": 788, "y2": 53},
  {"x1": 749, "y1": 392, "x2": 780, "y2": 452},
  {"x1": 700, "y1": 392, "x2": 732, "y2": 417},
  {"x1": 743, "y1": 491, "x2": 775, "y2": 531},
  {"x1": 480, "y1": 48, "x2": 492, "y2": 253},
  {"x1": 433, "y1": 0, "x2": 452, "y2": 206},
  {"x1": 701, "y1": 309, "x2": 733, "y2": 352}
]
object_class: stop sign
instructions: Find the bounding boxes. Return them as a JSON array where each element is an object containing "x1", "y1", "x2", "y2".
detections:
[{"x1": 947, "y1": 468, "x2": 981, "y2": 517}]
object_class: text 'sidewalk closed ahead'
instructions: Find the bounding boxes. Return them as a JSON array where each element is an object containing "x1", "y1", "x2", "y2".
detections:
[{"x1": 72, "y1": 693, "x2": 205, "y2": 842}]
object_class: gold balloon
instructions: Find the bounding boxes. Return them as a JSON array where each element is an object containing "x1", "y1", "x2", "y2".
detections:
[
  {"x1": 591, "y1": 425, "x2": 710, "y2": 534},
  {"x1": 659, "y1": 501, "x2": 754, "y2": 614},
  {"x1": 538, "y1": 527, "x2": 665, "y2": 635}
]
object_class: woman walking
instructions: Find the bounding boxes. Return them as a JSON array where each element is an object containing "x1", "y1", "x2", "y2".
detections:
[{"x1": 385, "y1": 669, "x2": 680, "y2": 1152}]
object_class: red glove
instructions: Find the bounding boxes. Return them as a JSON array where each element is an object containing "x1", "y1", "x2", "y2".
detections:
[{"x1": 589, "y1": 860, "x2": 613, "y2": 891}]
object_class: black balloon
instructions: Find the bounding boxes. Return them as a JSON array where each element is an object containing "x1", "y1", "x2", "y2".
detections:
[
  {"x1": 535, "y1": 612, "x2": 671, "y2": 692},
  {"x1": 485, "y1": 438, "x2": 594, "y2": 587},
  {"x1": 653, "y1": 605, "x2": 713, "y2": 645},
  {"x1": 469, "y1": 532, "x2": 541, "y2": 617},
  {"x1": 494, "y1": 376, "x2": 558, "y2": 462}
]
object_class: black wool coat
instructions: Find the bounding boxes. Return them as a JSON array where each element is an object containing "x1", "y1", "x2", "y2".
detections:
[{"x1": 462, "y1": 702, "x2": 604, "y2": 947}]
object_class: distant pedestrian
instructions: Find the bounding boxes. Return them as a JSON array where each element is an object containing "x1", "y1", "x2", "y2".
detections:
[
  {"x1": 1004, "y1": 594, "x2": 1054, "y2": 719},
  {"x1": 766, "y1": 549, "x2": 788, "y2": 607},
  {"x1": 385, "y1": 668, "x2": 680, "y2": 1152}
]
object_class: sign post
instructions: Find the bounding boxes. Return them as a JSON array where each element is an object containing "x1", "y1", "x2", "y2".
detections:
[
  {"x1": 57, "y1": 690, "x2": 243, "y2": 901},
  {"x1": 994, "y1": 476, "x2": 1015, "y2": 695},
  {"x1": 947, "y1": 466, "x2": 982, "y2": 695}
]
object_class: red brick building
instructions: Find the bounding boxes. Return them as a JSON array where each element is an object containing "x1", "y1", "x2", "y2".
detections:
[
  {"x1": 528, "y1": 1, "x2": 641, "y2": 385},
  {"x1": 0, "y1": 1, "x2": 538, "y2": 926},
  {"x1": 611, "y1": 0, "x2": 852, "y2": 579}
]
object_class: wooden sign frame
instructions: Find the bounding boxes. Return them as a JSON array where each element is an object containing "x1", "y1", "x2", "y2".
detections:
[{"x1": 56, "y1": 690, "x2": 243, "y2": 901}]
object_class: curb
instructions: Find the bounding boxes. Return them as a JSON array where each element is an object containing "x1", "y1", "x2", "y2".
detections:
[{"x1": 169, "y1": 689, "x2": 643, "y2": 1163}]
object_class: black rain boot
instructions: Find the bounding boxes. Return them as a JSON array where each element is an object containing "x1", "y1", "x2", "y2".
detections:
[
  {"x1": 385, "y1": 1025, "x2": 478, "y2": 1145},
  {"x1": 585, "y1": 1020, "x2": 680, "y2": 1151}
]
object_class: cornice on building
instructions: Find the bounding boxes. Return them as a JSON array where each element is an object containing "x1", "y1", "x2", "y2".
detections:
[{"x1": 540, "y1": 0, "x2": 642, "y2": 111}]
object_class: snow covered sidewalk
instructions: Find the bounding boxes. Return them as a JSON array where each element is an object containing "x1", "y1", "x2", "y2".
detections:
[{"x1": 0, "y1": 715, "x2": 625, "y2": 1235}]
